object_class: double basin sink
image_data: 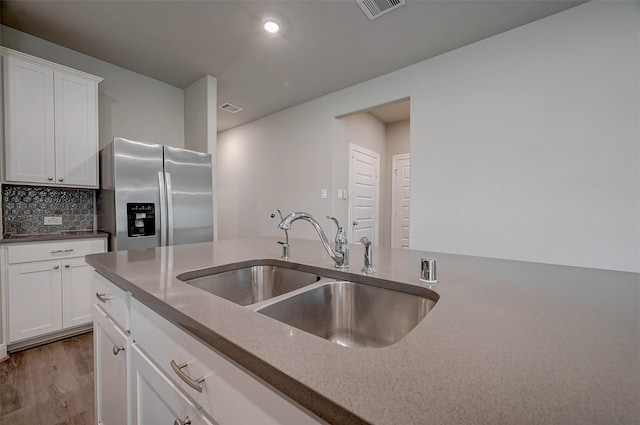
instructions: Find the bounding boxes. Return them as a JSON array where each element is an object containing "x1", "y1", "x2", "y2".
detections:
[{"x1": 178, "y1": 260, "x2": 438, "y2": 348}]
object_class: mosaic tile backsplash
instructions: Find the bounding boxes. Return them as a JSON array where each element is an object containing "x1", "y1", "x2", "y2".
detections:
[{"x1": 2, "y1": 185, "x2": 95, "y2": 235}]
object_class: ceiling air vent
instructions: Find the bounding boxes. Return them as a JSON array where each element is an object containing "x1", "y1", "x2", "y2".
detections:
[
  {"x1": 357, "y1": 0, "x2": 405, "y2": 20},
  {"x1": 218, "y1": 103, "x2": 243, "y2": 113}
]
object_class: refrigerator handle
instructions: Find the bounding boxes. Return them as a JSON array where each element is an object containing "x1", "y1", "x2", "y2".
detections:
[
  {"x1": 166, "y1": 172, "x2": 174, "y2": 246},
  {"x1": 158, "y1": 172, "x2": 167, "y2": 246}
]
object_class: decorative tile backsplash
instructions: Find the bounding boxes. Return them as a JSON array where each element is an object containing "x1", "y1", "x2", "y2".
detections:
[{"x1": 2, "y1": 185, "x2": 95, "y2": 235}]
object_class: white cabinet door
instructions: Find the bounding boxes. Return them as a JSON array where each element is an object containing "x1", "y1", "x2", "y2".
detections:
[
  {"x1": 131, "y1": 344, "x2": 216, "y2": 425},
  {"x1": 54, "y1": 70, "x2": 98, "y2": 187},
  {"x1": 94, "y1": 305, "x2": 129, "y2": 425},
  {"x1": 62, "y1": 257, "x2": 94, "y2": 328},
  {"x1": 2, "y1": 48, "x2": 101, "y2": 188},
  {"x1": 7, "y1": 259, "x2": 62, "y2": 342},
  {"x1": 3, "y1": 55, "x2": 56, "y2": 184}
]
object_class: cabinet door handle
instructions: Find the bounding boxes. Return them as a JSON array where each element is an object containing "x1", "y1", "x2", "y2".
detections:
[
  {"x1": 58, "y1": 177, "x2": 64, "y2": 182},
  {"x1": 170, "y1": 360, "x2": 205, "y2": 393},
  {"x1": 64, "y1": 264, "x2": 70, "y2": 268},
  {"x1": 174, "y1": 417, "x2": 191, "y2": 425},
  {"x1": 47, "y1": 176, "x2": 54, "y2": 181},
  {"x1": 112, "y1": 345, "x2": 125, "y2": 356},
  {"x1": 53, "y1": 265, "x2": 60, "y2": 270},
  {"x1": 95, "y1": 292, "x2": 113, "y2": 303}
]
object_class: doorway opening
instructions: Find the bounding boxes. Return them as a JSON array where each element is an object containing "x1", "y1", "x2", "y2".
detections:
[{"x1": 335, "y1": 99, "x2": 410, "y2": 248}]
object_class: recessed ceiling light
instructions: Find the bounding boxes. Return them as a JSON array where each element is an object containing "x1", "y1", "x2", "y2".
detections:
[{"x1": 263, "y1": 18, "x2": 281, "y2": 34}]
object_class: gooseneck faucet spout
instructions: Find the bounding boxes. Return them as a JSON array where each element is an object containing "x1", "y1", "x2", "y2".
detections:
[{"x1": 278, "y1": 212, "x2": 349, "y2": 269}]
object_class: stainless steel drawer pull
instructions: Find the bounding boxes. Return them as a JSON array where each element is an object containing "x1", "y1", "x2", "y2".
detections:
[
  {"x1": 112, "y1": 345, "x2": 124, "y2": 355},
  {"x1": 170, "y1": 360, "x2": 205, "y2": 393},
  {"x1": 174, "y1": 417, "x2": 191, "y2": 425},
  {"x1": 50, "y1": 249, "x2": 75, "y2": 254},
  {"x1": 95, "y1": 292, "x2": 113, "y2": 303}
]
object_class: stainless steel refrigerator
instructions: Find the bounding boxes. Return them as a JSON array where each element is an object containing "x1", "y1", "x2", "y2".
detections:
[{"x1": 97, "y1": 137, "x2": 213, "y2": 251}]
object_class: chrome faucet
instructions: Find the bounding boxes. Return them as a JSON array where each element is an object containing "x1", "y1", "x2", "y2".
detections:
[
  {"x1": 278, "y1": 212, "x2": 349, "y2": 269},
  {"x1": 360, "y1": 236, "x2": 375, "y2": 274},
  {"x1": 271, "y1": 209, "x2": 290, "y2": 259}
]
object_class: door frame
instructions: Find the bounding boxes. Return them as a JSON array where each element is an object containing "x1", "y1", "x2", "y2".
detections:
[
  {"x1": 348, "y1": 143, "x2": 381, "y2": 245},
  {"x1": 391, "y1": 153, "x2": 410, "y2": 249}
]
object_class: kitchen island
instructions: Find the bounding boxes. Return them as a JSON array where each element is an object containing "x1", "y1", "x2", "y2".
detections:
[{"x1": 86, "y1": 237, "x2": 640, "y2": 425}]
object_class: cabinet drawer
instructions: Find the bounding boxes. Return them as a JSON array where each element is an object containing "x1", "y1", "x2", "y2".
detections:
[
  {"x1": 7, "y1": 238, "x2": 106, "y2": 264},
  {"x1": 131, "y1": 299, "x2": 324, "y2": 425},
  {"x1": 94, "y1": 271, "x2": 129, "y2": 332},
  {"x1": 132, "y1": 344, "x2": 216, "y2": 425}
]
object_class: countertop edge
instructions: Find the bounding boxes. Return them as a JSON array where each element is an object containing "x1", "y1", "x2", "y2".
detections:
[{"x1": 1, "y1": 231, "x2": 109, "y2": 244}]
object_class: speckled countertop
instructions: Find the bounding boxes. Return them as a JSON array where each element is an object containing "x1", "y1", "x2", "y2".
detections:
[
  {"x1": 1, "y1": 230, "x2": 108, "y2": 244},
  {"x1": 85, "y1": 237, "x2": 640, "y2": 425}
]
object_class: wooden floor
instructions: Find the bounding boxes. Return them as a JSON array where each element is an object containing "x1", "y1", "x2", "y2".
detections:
[{"x1": 0, "y1": 332, "x2": 94, "y2": 425}]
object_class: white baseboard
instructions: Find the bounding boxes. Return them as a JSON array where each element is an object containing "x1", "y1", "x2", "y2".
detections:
[{"x1": 0, "y1": 343, "x2": 8, "y2": 362}]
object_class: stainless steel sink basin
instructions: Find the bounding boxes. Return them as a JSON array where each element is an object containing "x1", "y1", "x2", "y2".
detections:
[
  {"x1": 256, "y1": 281, "x2": 437, "y2": 348},
  {"x1": 184, "y1": 264, "x2": 321, "y2": 306}
]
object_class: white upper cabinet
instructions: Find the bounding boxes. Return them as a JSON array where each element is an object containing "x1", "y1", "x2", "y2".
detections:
[{"x1": 2, "y1": 48, "x2": 102, "y2": 188}]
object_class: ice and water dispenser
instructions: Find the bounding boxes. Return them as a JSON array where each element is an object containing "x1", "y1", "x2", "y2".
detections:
[{"x1": 127, "y1": 203, "x2": 155, "y2": 237}]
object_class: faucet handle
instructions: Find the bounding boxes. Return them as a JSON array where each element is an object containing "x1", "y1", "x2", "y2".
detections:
[
  {"x1": 327, "y1": 216, "x2": 348, "y2": 244},
  {"x1": 326, "y1": 216, "x2": 341, "y2": 229}
]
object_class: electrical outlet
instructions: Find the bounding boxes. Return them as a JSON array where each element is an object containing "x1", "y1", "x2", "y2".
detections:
[{"x1": 44, "y1": 216, "x2": 62, "y2": 225}]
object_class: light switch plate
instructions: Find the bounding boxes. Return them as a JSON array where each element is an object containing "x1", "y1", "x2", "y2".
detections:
[
  {"x1": 321, "y1": 189, "x2": 328, "y2": 199},
  {"x1": 44, "y1": 216, "x2": 62, "y2": 225}
]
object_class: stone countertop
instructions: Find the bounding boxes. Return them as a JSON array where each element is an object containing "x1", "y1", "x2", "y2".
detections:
[
  {"x1": 85, "y1": 237, "x2": 640, "y2": 425},
  {"x1": 1, "y1": 230, "x2": 109, "y2": 244}
]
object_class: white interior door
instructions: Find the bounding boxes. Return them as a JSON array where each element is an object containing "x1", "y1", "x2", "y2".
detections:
[
  {"x1": 392, "y1": 154, "x2": 411, "y2": 249},
  {"x1": 349, "y1": 144, "x2": 380, "y2": 244}
]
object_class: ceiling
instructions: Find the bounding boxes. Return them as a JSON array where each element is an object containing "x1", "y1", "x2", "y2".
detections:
[
  {"x1": 366, "y1": 99, "x2": 411, "y2": 124},
  {"x1": 0, "y1": 0, "x2": 585, "y2": 132}
]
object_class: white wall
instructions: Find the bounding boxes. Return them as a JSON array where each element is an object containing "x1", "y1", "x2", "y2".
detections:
[
  {"x1": 1, "y1": 25, "x2": 185, "y2": 149},
  {"x1": 218, "y1": 100, "x2": 335, "y2": 241},
  {"x1": 218, "y1": 1, "x2": 640, "y2": 272},
  {"x1": 184, "y1": 75, "x2": 218, "y2": 239}
]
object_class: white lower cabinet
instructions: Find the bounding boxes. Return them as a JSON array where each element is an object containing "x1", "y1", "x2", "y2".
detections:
[
  {"x1": 8, "y1": 259, "x2": 63, "y2": 341},
  {"x1": 3, "y1": 238, "x2": 107, "y2": 344},
  {"x1": 130, "y1": 298, "x2": 325, "y2": 425},
  {"x1": 62, "y1": 257, "x2": 95, "y2": 328},
  {"x1": 94, "y1": 304, "x2": 129, "y2": 425},
  {"x1": 131, "y1": 344, "x2": 216, "y2": 425},
  {"x1": 92, "y1": 272, "x2": 326, "y2": 425}
]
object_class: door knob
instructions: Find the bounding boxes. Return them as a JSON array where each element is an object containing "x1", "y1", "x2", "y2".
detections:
[
  {"x1": 53, "y1": 265, "x2": 60, "y2": 270},
  {"x1": 47, "y1": 177, "x2": 53, "y2": 181},
  {"x1": 58, "y1": 177, "x2": 64, "y2": 182},
  {"x1": 112, "y1": 345, "x2": 124, "y2": 355}
]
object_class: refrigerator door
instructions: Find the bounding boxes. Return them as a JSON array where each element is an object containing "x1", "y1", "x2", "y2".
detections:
[
  {"x1": 112, "y1": 138, "x2": 165, "y2": 250},
  {"x1": 163, "y1": 146, "x2": 213, "y2": 246}
]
